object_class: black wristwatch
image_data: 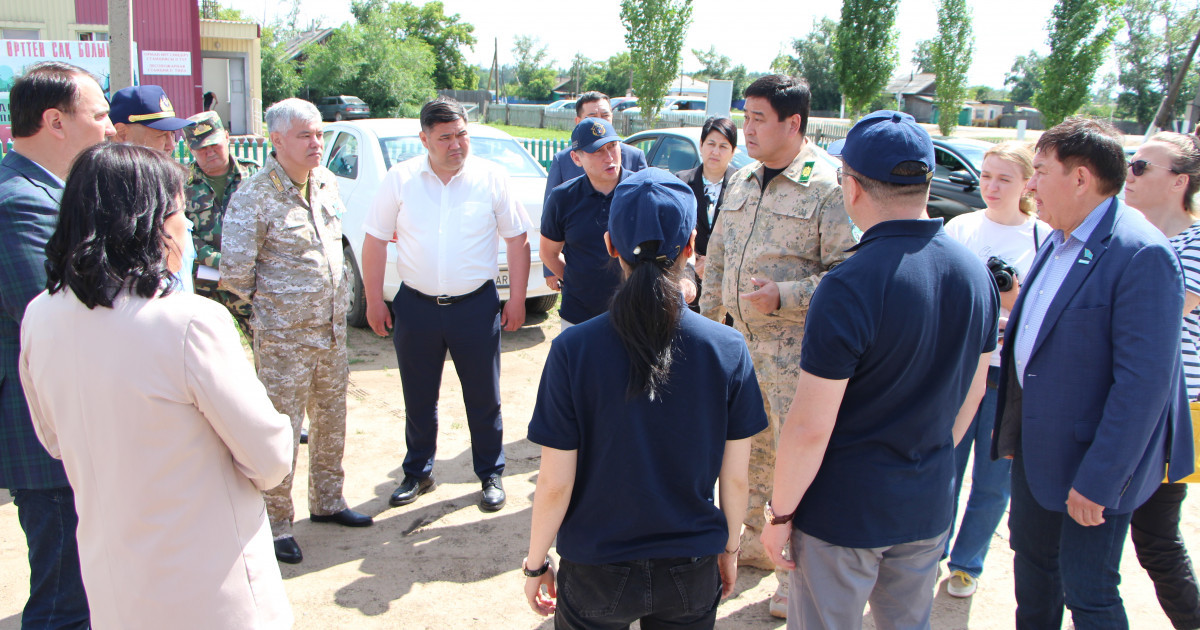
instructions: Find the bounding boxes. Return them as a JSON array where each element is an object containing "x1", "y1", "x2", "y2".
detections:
[
  {"x1": 523, "y1": 556, "x2": 551, "y2": 577},
  {"x1": 765, "y1": 501, "x2": 795, "y2": 525}
]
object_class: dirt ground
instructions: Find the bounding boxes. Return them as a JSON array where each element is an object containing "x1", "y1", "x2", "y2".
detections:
[{"x1": 0, "y1": 309, "x2": 1196, "y2": 629}]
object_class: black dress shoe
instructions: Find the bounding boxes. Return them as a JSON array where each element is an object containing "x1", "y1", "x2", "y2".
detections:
[
  {"x1": 274, "y1": 536, "x2": 302, "y2": 564},
  {"x1": 389, "y1": 476, "x2": 436, "y2": 507},
  {"x1": 310, "y1": 508, "x2": 373, "y2": 527},
  {"x1": 299, "y1": 428, "x2": 308, "y2": 444},
  {"x1": 480, "y1": 476, "x2": 505, "y2": 512}
]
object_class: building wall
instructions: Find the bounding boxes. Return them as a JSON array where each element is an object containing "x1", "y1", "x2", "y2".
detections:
[
  {"x1": 200, "y1": 19, "x2": 261, "y2": 135},
  {"x1": 0, "y1": 0, "x2": 107, "y2": 41}
]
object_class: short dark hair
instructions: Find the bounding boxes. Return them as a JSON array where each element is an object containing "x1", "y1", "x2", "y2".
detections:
[
  {"x1": 701, "y1": 116, "x2": 737, "y2": 150},
  {"x1": 10, "y1": 62, "x2": 93, "y2": 138},
  {"x1": 420, "y1": 96, "x2": 467, "y2": 131},
  {"x1": 845, "y1": 161, "x2": 930, "y2": 204},
  {"x1": 575, "y1": 91, "x2": 609, "y2": 117},
  {"x1": 45, "y1": 143, "x2": 187, "y2": 309},
  {"x1": 1035, "y1": 117, "x2": 1127, "y2": 197},
  {"x1": 743, "y1": 74, "x2": 810, "y2": 137}
]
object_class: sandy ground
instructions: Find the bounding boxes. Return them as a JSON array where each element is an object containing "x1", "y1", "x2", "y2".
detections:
[{"x1": 1, "y1": 308, "x2": 1196, "y2": 629}]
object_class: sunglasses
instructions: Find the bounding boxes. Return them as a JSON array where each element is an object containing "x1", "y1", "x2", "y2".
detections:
[{"x1": 1128, "y1": 159, "x2": 1179, "y2": 177}]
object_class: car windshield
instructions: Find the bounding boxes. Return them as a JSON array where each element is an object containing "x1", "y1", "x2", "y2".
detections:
[
  {"x1": 947, "y1": 143, "x2": 986, "y2": 171},
  {"x1": 344, "y1": 97, "x2": 366, "y2": 105},
  {"x1": 378, "y1": 136, "x2": 544, "y2": 176}
]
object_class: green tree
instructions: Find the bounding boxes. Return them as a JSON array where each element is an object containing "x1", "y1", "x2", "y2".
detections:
[
  {"x1": 348, "y1": 0, "x2": 477, "y2": 89},
  {"x1": 1035, "y1": 0, "x2": 1123, "y2": 127},
  {"x1": 773, "y1": 18, "x2": 842, "y2": 112},
  {"x1": 912, "y1": 38, "x2": 935, "y2": 73},
  {"x1": 931, "y1": 0, "x2": 974, "y2": 135},
  {"x1": 620, "y1": 0, "x2": 694, "y2": 123},
  {"x1": 584, "y1": 52, "x2": 636, "y2": 98},
  {"x1": 835, "y1": 0, "x2": 900, "y2": 118},
  {"x1": 302, "y1": 23, "x2": 435, "y2": 118},
  {"x1": 510, "y1": 35, "x2": 557, "y2": 101},
  {"x1": 1115, "y1": 0, "x2": 1200, "y2": 126},
  {"x1": 260, "y1": 26, "x2": 302, "y2": 106},
  {"x1": 689, "y1": 46, "x2": 748, "y2": 106},
  {"x1": 1004, "y1": 50, "x2": 1044, "y2": 103}
]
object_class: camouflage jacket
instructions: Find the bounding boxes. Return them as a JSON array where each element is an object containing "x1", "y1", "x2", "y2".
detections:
[
  {"x1": 700, "y1": 141, "x2": 859, "y2": 352},
  {"x1": 185, "y1": 156, "x2": 260, "y2": 269},
  {"x1": 221, "y1": 153, "x2": 348, "y2": 345}
]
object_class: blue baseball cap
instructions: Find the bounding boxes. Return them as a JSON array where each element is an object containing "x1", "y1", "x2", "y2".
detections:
[
  {"x1": 571, "y1": 118, "x2": 620, "y2": 153},
  {"x1": 109, "y1": 85, "x2": 194, "y2": 131},
  {"x1": 608, "y1": 168, "x2": 696, "y2": 265},
  {"x1": 826, "y1": 110, "x2": 934, "y2": 184}
]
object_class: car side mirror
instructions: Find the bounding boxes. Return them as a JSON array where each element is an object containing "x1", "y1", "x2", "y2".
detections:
[{"x1": 948, "y1": 172, "x2": 978, "y2": 189}]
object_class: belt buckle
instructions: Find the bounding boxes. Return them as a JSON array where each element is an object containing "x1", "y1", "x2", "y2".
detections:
[{"x1": 436, "y1": 295, "x2": 453, "y2": 306}]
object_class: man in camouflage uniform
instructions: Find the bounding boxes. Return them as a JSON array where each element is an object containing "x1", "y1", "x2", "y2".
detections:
[
  {"x1": 182, "y1": 111, "x2": 258, "y2": 336},
  {"x1": 700, "y1": 75, "x2": 859, "y2": 618},
  {"x1": 222, "y1": 98, "x2": 372, "y2": 565}
]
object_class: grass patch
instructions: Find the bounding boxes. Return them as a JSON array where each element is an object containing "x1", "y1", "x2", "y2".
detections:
[{"x1": 483, "y1": 123, "x2": 571, "y2": 141}]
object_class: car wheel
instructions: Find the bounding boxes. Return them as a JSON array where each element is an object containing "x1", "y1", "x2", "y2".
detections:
[
  {"x1": 526, "y1": 294, "x2": 558, "y2": 314},
  {"x1": 334, "y1": 112, "x2": 344, "y2": 121},
  {"x1": 343, "y1": 243, "x2": 368, "y2": 328}
]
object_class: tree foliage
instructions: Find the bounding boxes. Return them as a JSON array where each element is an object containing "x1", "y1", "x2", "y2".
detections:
[
  {"x1": 302, "y1": 23, "x2": 435, "y2": 118},
  {"x1": 931, "y1": 0, "x2": 974, "y2": 135},
  {"x1": 260, "y1": 26, "x2": 302, "y2": 106},
  {"x1": 912, "y1": 39, "x2": 935, "y2": 73},
  {"x1": 509, "y1": 35, "x2": 557, "y2": 101},
  {"x1": 1115, "y1": 0, "x2": 1200, "y2": 126},
  {"x1": 772, "y1": 18, "x2": 842, "y2": 112},
  {"x1": 1004, "y1": 51, "x2": 1044, "y2": 103},
  {"x1": 835, "y1": 0, "x2": 900, "y2": 119},
  {"x1": 689, "y1": 46, "x2": 749, "y2": 106},
  {"x1": 585, "y1": 52, "x2": 636, "y2": 99},
  {"x1": 348, "y1": 0, "x2": 477, "y2": 89},
  {"x1": 620, "y1": 0, "x2": 695, "y2": 123},
  {"x1": 1036, "y1": 0, "x2": 1123, "y2": 127}
]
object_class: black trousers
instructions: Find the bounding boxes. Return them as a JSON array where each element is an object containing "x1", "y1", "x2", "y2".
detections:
[
  {"x1": 393, "y1": 283, "x2": 504, "y2": 481},
  {"x1": 555, "y1": 556, "x2": 721, "y2": 630},
  {"x1": 1131, "y1": 482, "x2": 1200, "y2": 630}
]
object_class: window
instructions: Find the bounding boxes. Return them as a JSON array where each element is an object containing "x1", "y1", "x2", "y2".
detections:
[
  {"x1": 326, "y1": 132, "x2": 359, "y2": 180},
  {"x1": 2, "y1": 29, "x2": 39, "y2": 40},
  {"x1": 933, "y1": 148, "x2": 968, "y2": 180},
  {"x1": 650, "y1": 136, "x2": 698, "y2": 173},
  {"x1": 630, "y1": 136, "x2": 658, "y2": 156},
  {"x1": 77, "y1": 32, "x2": 109, "y2": 41}
]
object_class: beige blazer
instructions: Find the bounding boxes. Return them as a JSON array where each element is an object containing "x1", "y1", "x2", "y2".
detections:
[{"x1": 19, "y1": 289, "x2": 294, "y2": 630}]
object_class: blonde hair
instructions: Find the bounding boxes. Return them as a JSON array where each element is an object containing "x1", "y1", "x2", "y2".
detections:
[
  {"x1": 1149, "y1": 131, "x2": 1200, "y2": 216},
  {"x1": 984, "y1": 141, "x2": 1036, "y2": 215}
]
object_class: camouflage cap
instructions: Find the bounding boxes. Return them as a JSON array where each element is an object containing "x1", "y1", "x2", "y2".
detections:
[{"x1": 183, "y1": 111, "x2": 227, "y2": 150}]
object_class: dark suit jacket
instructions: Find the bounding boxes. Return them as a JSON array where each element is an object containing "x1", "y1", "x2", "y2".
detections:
[
  {"x1": 675, "y1": 165, "x2": 737, "y2": 257},
  {"x1": 0, "y1": 150, "x2": 69, "y2": 490},
  {"x1": 993, "y1": 198, "x2": 1194, "y2": 514},
  {"x1": 543, "y1": 143, "x2": 647, "y2": 201}
]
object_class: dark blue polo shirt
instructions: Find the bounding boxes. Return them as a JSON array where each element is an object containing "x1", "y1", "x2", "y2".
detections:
[
  {"x1": 541, "y1": 169, "x2": 630, "y2": 324},
  {"x1": 528, "y1": 308, "x2": 768, "y2": 564},
  {"x1": 795, "y1": 219, "x2": 998, "y2": 548}
]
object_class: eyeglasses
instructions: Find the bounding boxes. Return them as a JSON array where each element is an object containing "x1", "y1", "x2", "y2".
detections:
[
  {"x1": 1128, "y1": 159, "x2": 1180, "y2": 177},
  {"x1": 836, "y1": 167, "x2": 860, "y2": 187}
]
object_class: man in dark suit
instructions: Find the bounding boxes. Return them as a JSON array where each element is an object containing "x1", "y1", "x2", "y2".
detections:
[
  {"x1": 0, "y1": 61, "x2": 114, "y2": 628},
  {"x1": 543, "y1": 91, "x2": 647, "y2": 201},
  {"x1": 994, "y1": 117, "x2": 1194, "y2": 628}
]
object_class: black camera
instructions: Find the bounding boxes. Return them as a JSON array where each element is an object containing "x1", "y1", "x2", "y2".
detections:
[{"x1": 986, "y1": 256, "x2": 1018, "y2": 292}]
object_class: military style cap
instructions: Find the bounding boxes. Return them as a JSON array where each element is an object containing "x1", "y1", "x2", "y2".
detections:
[
  {"x1": 184, "y1": 111, "x2": 227, "y2": 150},
  {"x1": 109, "y1": 85, "x2": 195, "y2": 131}
]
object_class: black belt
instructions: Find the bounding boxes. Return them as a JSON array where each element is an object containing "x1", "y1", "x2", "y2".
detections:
[{"x1": 403, "y1": 281, "x2": 492, "y2": 306}]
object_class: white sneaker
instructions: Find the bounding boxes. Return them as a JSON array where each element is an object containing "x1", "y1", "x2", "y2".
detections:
[
  {"x1": 947, "y1": 570, "x2": 978, "y2": 598},
  {"x1": 769, "y1": 583, "x2": 788, "y2": 618}
]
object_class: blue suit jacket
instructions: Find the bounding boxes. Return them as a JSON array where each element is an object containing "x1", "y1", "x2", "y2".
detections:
[
  {"x1": 543, "y1": 143, "x2": 647, "y2": 201},
  {"x1": 0, "y1": 150, "x2": 69, "y2": 490},
  {"x1": 993, "y1": 198, "x2": 1194, "y2": 514}
]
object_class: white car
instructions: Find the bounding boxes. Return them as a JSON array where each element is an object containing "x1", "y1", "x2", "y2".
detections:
[{"x1": 320, "y1": 119, "x2": 557, "y2": 328}]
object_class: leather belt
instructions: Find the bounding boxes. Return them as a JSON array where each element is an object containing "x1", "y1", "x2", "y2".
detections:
[{"x1": 403, "y1": 281, "x2": 492, "y2": 306}]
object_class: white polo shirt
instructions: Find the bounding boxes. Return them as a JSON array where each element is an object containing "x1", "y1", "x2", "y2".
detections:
[{"x1": 364, "y1": 154, "x2": 529, "y2": 297}]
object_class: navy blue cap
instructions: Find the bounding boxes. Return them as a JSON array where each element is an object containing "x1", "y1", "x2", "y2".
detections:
[
  {"x1": 109, "y1": 85, "x2": 194, "y2": 131},
  {"x1": 827, "y1": 110, "x2": 934, "y2": 184},
  {"x1": 571, "y1": 118, "x2": 620, "y2": 153},
  {"x1": 608, "y1": 168, "x2": 696, "y2": 265}
]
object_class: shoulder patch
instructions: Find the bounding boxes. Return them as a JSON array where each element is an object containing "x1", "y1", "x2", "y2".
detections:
[
  {"x1": 268, "y1": 170, "x2": 285, "y2": 193},
  {"x1": 798, "y1": 161, "x2": 815, "y2": 185}
]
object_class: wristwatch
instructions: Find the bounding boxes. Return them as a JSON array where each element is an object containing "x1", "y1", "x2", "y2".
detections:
[
  {"x1": 523, "y1": 556, "x2": 551, "y2": 578},
  {"x1": 765, "y1": 501, "x2": 795, "y2": 525}
]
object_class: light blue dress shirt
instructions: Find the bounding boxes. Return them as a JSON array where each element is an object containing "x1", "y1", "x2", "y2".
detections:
[
  {"x1": 1012, "y1": 198, "x2": 1112, "y2": 386},
  {"x1": 172, "y1": 217, "x2": 196, "y2": 294}
]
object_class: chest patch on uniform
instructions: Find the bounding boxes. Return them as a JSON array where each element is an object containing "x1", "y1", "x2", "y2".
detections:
[
  {"x1": 798, "y1": 161, "x2": 815, "y2": 185},
  {"x1": 268, "y1": 170, "x2": 285, "y2": 193}
]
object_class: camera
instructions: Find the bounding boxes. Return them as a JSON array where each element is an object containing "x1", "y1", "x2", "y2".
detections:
[{"x1": 986, "y1": 256, "x2": 1018, "y2": 292}]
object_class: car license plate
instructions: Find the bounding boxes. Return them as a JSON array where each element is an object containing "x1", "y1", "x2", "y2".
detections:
[{"x1": 495, "y1": 273, "x2": 509, "y2": 288}]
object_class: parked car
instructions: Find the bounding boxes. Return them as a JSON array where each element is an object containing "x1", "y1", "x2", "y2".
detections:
[
  {"x1": 544, "y1": 99, "x2": 576, "y2": 113},
  {"x1": 621, "y1": 96, "x2": 707, "y2": 116},
  {"x1": 316, "y1": 96, "x2": 371, "y2": 122},
  {"x1": 610, "y1": 96, "x2": 637, "y2": 111},
  {"x1": 928, "y1": 137, "x2": 993, "y2": 220},
  {"x1": 320, "y1": 119, "x2": 558, "y2": 328},
  {"x1": 624, "y1": 127, "x2": 755, "y2": 174}
]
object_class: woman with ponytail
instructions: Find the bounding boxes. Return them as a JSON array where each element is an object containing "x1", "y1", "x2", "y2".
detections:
[{"x1": 522, "y1": 168, "x2": 766, "y2": 628}]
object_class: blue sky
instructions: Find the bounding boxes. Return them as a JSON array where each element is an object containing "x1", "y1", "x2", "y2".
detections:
[{"x1": 228, "y1": 0, "x2": 1068, "y2": 89}]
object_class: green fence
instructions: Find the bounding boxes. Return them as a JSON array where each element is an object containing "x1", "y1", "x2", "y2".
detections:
[{"x1": 521, "y1": 138, "x2": 571, "y2": 169}]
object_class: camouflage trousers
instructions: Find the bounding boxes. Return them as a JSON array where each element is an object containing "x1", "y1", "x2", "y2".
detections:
[
  {"x1": 196, "y1": 278, "x2": 253, "y2": 338},
  {"x1": 738, "y1": 376, "x2": 796, "y2": 591},
  {"x1": 253, "y1": 328, "x2": 349, "y2": 538}
]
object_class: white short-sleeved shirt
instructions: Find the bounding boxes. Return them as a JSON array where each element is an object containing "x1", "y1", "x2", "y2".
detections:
[
  {"x1": 363, "y1": 154, "x2": 529, "y2": 297},
  {"x1": 1170, "y1": 222, "x2": 1200, "y2": 401},
  {"x1": 944, "y1": 211, "x2": 1050, "y2": 367}
]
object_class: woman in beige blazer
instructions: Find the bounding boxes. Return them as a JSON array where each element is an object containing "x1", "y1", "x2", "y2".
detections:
[{"x1": 18, "y1": 143, "x2": 294, "y2": 629}]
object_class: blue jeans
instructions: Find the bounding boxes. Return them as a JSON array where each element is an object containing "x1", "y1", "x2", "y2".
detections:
[
  {"x1": 11, "y1": 487, "x2": 90, "y2": 630},
  {"x1": 945, "y1": 366, "x2": 1011, "y2": 578},
  {"x1": 555, "y1": 556, "x2": 721, "y2": 629},
  {"x1": 1010, "y1": 452, "x2": 1133, "y2": 630}
]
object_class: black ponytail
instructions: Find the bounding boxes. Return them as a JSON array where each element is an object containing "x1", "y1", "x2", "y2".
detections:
[{"x1": 609, "y1": 241, "x2": 685, "y2": 400}]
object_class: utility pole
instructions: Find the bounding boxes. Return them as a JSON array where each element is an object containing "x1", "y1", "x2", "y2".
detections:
[{"x1": 108, "y1": 0, "x2": 135, "y2": 91}]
